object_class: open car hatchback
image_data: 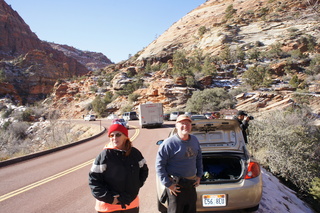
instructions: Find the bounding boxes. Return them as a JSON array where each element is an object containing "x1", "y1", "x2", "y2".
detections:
[{"x1": 156, "y1": 119, "x2": 263, "y2": 212}]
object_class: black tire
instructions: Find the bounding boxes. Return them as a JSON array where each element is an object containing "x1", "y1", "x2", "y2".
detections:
[
  {"x1": 157, "y1": 199, "x2": 167, "y2": 213},
  {"x1": 244, "y1": 204, "x2": 259, "y2": 212}
]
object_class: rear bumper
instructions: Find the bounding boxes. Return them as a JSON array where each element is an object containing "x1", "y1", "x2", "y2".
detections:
[
  {"x1": 196, "y1": 175, "x2": 263, "y2": 211},
  {"x1": 141, "y1": 123, "x2": 163, "y2": 128}
]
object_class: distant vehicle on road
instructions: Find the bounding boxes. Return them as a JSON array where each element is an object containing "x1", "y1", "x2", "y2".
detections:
[
  {"x1": 191, "y1": 114, "x2": 207, "y2": 121},
  {"x1": 106, "y1": 114, "x2": 118, "y2": 120},
  {"x1": 169, "y1": 111, "x2": 184, "y2": 121},
  {"x1": 84, "y1": 114, "x2": 96, "y2": 121},
  {"x1": 138, "y1": 103, "x2": 163, "y2": 128},
  {"x1": 112, "y1": 118, "x2": 129, "y2": 129},
  {"x1": 122, "y1": 111, "x2": 138, "y2": 121},
  {"x1": 185, "y1": 111, "x2": 197, "y2": 117},
  {"x1": 163, "y1": 113, "x2": 170, "y2": 121}
]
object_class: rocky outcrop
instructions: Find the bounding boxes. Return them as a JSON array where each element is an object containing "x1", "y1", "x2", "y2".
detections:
[
  {"x1": 136, "y1": 0, "x2": 320, "y2": 63},
  {"x1": 0, "y1": 0, "x2": 42, "y2": 59},
  {"x1": 2, "y1": 0, "x2": 319, "y2": 118},
  {"x1": 0, "y1": 0, "x2": 89, "y2": 104},
  {"x1": 49, "y1": 43, "x2": 113, "y2": 71}
]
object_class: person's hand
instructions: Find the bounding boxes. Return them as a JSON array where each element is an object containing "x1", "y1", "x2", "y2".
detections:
[
  {"x1": 112, "y1": 195, "x2": 119, "y2": 205},
  {"x1": 193, "y1": 177, "x2": 201, "y2": 187},
  {"x1": 168, "y1": 184, "x2": 180, "y2": 196}
]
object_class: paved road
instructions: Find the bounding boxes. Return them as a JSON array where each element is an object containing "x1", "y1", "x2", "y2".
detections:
[{"x1": 0, "y1": 120, "x2": 173, "y2": 213}]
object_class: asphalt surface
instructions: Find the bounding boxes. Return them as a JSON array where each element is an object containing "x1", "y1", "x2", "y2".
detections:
[{"x1": 0, "y1": 120, "x2": 173, "y2": 213}]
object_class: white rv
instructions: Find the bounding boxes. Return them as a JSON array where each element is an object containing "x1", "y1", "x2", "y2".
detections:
[{"x1": 138, "y1": 103, "x2": 163, "y2": 128}]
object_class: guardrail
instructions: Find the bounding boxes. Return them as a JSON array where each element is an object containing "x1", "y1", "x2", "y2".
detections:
[{"x1": 0, "y1": 126, "x2": 106, "y2": 168}]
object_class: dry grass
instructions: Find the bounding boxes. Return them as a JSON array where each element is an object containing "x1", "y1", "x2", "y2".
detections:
[{"x1": 72, "y1": 123, "x2": 103, "y2": 140}]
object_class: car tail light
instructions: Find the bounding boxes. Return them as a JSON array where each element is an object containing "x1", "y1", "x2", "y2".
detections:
[{"x1": 244, "y1": 162, "x2": 261, "y2": 179}]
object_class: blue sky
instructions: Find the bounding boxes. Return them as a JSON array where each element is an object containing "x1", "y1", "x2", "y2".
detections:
[{"x1": 5, "y1": 0, "x2": 205, "y2": 63}]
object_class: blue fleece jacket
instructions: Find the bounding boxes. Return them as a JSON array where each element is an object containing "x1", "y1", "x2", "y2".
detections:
[{"x1": 155, "y1": 134, "x2": 203, "y2": 188}]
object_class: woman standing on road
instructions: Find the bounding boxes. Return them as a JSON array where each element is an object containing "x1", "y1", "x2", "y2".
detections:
[{"x1": 89, "y1": 124, "x2": 149, "y2": 213}]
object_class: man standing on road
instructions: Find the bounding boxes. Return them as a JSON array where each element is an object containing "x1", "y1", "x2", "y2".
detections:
[{"x1": 156, "y1": 115, "x2": 203, "y2": 213}]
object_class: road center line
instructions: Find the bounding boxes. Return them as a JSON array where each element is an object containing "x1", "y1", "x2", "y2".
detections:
[{"x1": 0, "y1": 125, "x2": 139, "y2": 202}]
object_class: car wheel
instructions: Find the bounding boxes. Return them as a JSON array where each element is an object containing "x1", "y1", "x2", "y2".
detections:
[
  {"x1": 157, "y1": 199, "x2": 167, "y2": 213},
  {"x1": 244, "y1": 204, "x2": 259, "y2": 212}
]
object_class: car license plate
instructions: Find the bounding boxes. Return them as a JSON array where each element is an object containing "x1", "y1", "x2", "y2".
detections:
[{"x1": 202, "y1": 194, "x2": 226, "y2": 207}]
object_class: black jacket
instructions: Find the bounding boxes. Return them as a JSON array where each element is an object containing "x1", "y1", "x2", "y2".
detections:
[
  {"x1": 89, "y1": 147, "x2": 149, "y2": 205},
  {"x1": 233, "y1": 116, "x2": 249, "y2": 143}
]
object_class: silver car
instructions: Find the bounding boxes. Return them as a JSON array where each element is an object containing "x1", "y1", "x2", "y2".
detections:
[
  {"x1": 84, "y1": 114, "x2": 96, "y2": 121},
  {"x1": 156, "y1": 119, "x2": 263, "y2": 212}
]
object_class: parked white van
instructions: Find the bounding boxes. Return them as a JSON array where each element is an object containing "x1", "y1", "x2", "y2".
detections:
[
  {"x1": 122, "y1": 111, "x2": 138, "y2": 121},
  {"x1": 169, "y1": 111, "x2": 184, "y2": 121}
]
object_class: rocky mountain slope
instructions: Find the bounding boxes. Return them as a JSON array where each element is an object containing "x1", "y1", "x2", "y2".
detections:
[
  {"x1": 48, "y1": 0, "x2": 320, "y2": 119},
  {"x1": 0, "y1": 0, "x2": 319, "y2": 118},
  {"x1": 137, "y1": 0, "x2": 319, "y2": 61},
  {"x1": 49, "y1": 42, "x2": 113, "y2": 71},
  {"x1": 0, "y1": 0, "x2": 112, "y2": 104}
]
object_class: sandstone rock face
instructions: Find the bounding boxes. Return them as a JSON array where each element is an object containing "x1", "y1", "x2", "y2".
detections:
[
  {"x1": 1, "y1": 0, "x2": 319, "y2": 120},
  {"x1": 137, "y1": 0, "x2": 319, "y2": 62},
  {"x1": 0, "y1": 0, "x2": 89, "y2": 104},
  {"x1": 49, "y1": 43, "x2": 113, "y2": 71},
  {"x1": 0, "y1": 82, "x2": 21, "y2": 103},
  {"x1": 0, "y1": 0, "x2": 42, "y2": 58}
]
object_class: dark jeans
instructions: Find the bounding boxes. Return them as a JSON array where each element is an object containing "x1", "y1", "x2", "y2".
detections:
[
  {"x1": 166, "y1": 178, "x2": 197, "y2": 213},
  {"x1": 98, "y1": 207, "x2": 139, "y2": 213}
]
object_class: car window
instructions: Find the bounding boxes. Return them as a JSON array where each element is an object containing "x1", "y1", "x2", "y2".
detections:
[{"x1": 193, "y1": 130, "x2": 237, "y2": 147}]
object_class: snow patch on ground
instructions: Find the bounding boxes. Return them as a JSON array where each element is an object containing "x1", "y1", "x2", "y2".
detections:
[{"x1": 258, "y1": 168, "x2": 314, "y2": 213}]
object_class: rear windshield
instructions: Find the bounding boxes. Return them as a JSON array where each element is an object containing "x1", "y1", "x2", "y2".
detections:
[{"x1": 193, "y1": 130, "x2": 237, "y2": 147}]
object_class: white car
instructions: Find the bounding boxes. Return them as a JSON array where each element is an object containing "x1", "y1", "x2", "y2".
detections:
[
  {"x1": 107, "y1": 114, "x2": 118, "y2": 120},
  {"x1": 190, "y1": 114, "x2": 207, "y2": 121},
  {"x1": 84, "y1": 114, "x2": 96, "y2": 121}
]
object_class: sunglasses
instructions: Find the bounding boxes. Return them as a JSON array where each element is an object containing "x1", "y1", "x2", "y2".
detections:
[{"x1": 109, "y1": 133, "x2": 123, "y2": 138}]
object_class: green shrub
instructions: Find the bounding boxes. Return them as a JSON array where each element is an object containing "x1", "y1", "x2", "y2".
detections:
[
  {"x1": 264, "y1": 42, "x2": 287, "y2": 59},
  {"x1": 242, "y1": 65, "x2": 272, "y2": 89},
  {"x1": 2, "y1": 121, "x2": 11, "y2": 130},
  {"x1": 310, "y1": 177, "x2": 320, "y2": 201},
  {"x1": 307, "y1": 54, "x2": 320, "y2": 75},
  {"x1": 104, "y1": 91, "x2": 114, "y2": 104},
  {"x1": 198, "y1": 26, "x2": 207, "y2": 37},
  {"x1": 91, "y1": 96, "x2": 107, "y2": 117},
  {"x1": 186, "y1": 88, "x2": 236, "y2": 113},
  {"x1": 172, "y1": 50, "x2": 193, "y2": 77},
  {"x1": 299, "y1": 35, "x2": 317, "y2": 52},
  {"x1": 248, "y1": 107, "x2": 320, "y2": 195},
  {"x1": 116, "y1": 79, "x2": 144, "y2": 96},
  {"x1": 219, "y1": 45, "x2": 232, "y2": 63},
  {"x1": 289, "y1": 49, "x2": 307, "y2": 60},
  {"x1": 247, "y1": 48, "x2": 261, "y2": 60},
  {"x1": 225, "y1": 4, "x2": 236, "y2": 20},
  {"x1": 7, "y1": 122, "x2": 30, "y2": 140},
  {"x1": 120, "y1": 105, "x2": 134, "y2": 114},
  {"x1": 289, "y1": 74, "x2": 300, "y2": 88},
  {"x1": 2, "y1": 108, "x2": 13, "y2": 119},
  {"x1": 0, "y1": 68, "x2": 6, "y2": 82},
  {"x1": 128, "y1": 93, "x2": 140, "y2": 103}
]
